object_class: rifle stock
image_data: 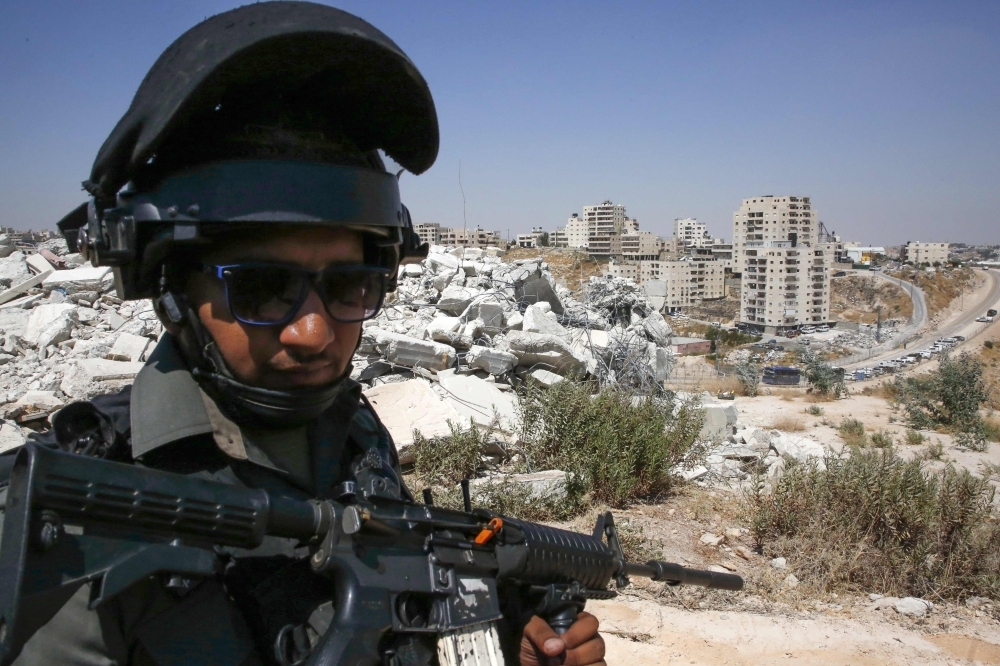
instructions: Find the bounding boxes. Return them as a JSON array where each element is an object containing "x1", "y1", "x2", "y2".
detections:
[{"x1": 0, "y1": 444, "x2": 743, "y2": 666}]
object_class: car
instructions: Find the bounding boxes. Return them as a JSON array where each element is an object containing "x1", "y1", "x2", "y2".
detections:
[
  {"x1": 918, "y1": 350, "x2": 932, "y2": 359},
  {"x1": 710, "y1": 321, "x2": 721, "y2": 328},
  {"x1": 801, "y1": 338, "x2": 811, "y2": 345},
  {"x1": 953, "y1": 335, "x2": 966, "y2": 342},
  {"x1": 977, "y1": 316, "x2": 990, "y2": 322},
  {"x1": 816, "y1": 324, "x2": 830, "y2": 333},
  {"x1": 801, "y1": 326, "x2": 816, "y2": 334}
]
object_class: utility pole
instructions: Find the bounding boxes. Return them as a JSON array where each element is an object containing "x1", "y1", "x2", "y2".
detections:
[{"x1": 876, "y1": 305, "x2": 882, "y2": 344}]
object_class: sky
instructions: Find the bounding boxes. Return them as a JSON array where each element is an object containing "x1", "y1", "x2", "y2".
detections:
[{"x1": 1, "y1": 1, "x2": 998, "y2": 245}]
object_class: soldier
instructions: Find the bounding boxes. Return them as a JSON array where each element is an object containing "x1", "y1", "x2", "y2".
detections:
[{"x1": 0, "y1": 3, "x2": 605, "y2": 665}]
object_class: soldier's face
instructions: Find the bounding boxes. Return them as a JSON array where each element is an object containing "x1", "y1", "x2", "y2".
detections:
[{"x1": 185, "y1": 227, "x2": 365, "y2": 390}]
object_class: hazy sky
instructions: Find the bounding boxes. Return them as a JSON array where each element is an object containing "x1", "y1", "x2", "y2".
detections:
[{"x1": 1, "y1": 1, "x2": 998, "y2": 245}]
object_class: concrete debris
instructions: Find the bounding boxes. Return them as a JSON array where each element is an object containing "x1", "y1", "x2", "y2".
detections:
[
  {"x1": 770, "y1": 557, "x2": 787, "y2": 569},
  {"x1": 465, "y1": 345, "x2": 517, "y2": 375},
  {"x1": 0, "y1": 420, "x2": 26, "y2": 453},
  {"x1": 362, "y1": 379, "x2": 464, "y2": 460},
  {"x1": 41, "y1": 265, "x2": 113, "y2": 294},
  {"x1": 470, "y1": 470, "x2": 568, "y2": 502},
  {"x1": 436, "y1": 370, "x2": 517, "y2": 430},
  {"x1": 783, "y1": 574, "x2": 799, "y2": 589},
  {"x1": 700, "y1": 533, "x2": 725, "y2": 547},
  {"x1": 107, "y1": 332, "x2": 153, "y2": 362}
]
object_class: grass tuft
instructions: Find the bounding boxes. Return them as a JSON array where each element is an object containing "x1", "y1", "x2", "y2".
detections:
[{"x1": 838, "y1": 418, "x2": 867, "y2": 447}]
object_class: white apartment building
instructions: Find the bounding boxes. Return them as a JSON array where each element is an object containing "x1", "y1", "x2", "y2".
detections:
[
  {"x1": 673, "y1": 218, "x2": 718, "y2": 249},
  {"x1": 902, "y1": 241, "x2": 949, "y2": 265},
  {"x1": 732, "y1": 196, "x2": 816, "y2": 275},
  {"x1": 414, "y1": 223, "x2": 441, "y2": 246},
  {"x1": 583, "y1": 200, "x2": 636, "y2": 256},
  {"x1": 607, "y1": 257, "x2": 725, "y2": 309},
  {"x1": 551, "y1": 227, "x2": 568, "y2": 247},
  {"x1": 733, "y1": 196, "x2": 830, "y2": 332},
  {"x1": 564, "y1": 214, "x2": 589, "y2": 249}
]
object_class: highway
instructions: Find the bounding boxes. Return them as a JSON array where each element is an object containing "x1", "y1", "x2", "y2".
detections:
[{"x1": 843, "y1": 268, "x2": 1000, "y2": 371}]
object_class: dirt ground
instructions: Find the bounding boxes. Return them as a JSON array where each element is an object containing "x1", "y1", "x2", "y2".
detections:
[
  {"x1": 887, "y1": 268, "x2": 983, "y2": 321},
  {"x1": 831, "y1": 274, "x2": 914, "y2": 323},
  {"x1": 584, "y1": 384, "x2": 1000, "y2": 665},
  {"x1": 500, "y1": 247, "x2": 607, "y2": 294}
]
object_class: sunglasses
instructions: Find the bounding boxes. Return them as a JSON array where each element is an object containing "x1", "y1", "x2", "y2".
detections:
[{"x1": 203, "y1": 263, "x2": 390, "y2": 326}]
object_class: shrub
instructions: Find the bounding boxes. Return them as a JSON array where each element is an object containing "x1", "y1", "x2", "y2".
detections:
[
  {"x1": 615, "y1": 520, "x2": 665, "y2": 564},
  {"x1": 838, "y1": 418, "x2": 866, "y2": 446},
  {"x1": 743, "y1": 449, "x2": 1000, "y2": 599},
  {"x1": 922, "y1": 441, "x2": 945, "y2": 461},
  {"x1": 906, "y1": 430, "x2": 927, "y2": 446},
  {"x1": 868, "y1": 430, "x2": 895, "y2": 449},
  {"x1": 986, "y1": 340, "x2": 994, "y2": 350},
  {"x1": 805, "y1": 405, "x2": 824, "y2": 416},
  {"x1": 894, "y1": 352, "x2": 991, "y2": 451},
  {"x1": 517, "y1": 381, "x2": 704, "y2": 507},
  {"x1": 412, "y1": 419, "x2": 483, "y2": 486},
  {"x1": 985, "y1": 417, "x2": 1000, "y2": 443},
  {"x1": 771, "y1": 417, "x2": 805, "y2": 432}
]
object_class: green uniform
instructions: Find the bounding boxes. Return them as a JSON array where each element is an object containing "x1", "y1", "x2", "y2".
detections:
[{"x1": 0, "y1": 335, "x2": 408, "y2": 665}]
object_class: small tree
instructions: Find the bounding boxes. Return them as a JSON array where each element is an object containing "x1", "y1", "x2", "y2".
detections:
[
  {"x1": 895, "y1": 351, "x2": 991, "y2": 451},
  {"x1": 803, "y1": 351, "x2": 846, "y2": 397},
  {"x1": 736, "y1": 359, "x2": 760, "y2": 397}
]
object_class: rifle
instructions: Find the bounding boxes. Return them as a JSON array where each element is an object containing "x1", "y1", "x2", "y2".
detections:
[{"x1": 0, "y1": 444, "x2": 743, "y2": 665}]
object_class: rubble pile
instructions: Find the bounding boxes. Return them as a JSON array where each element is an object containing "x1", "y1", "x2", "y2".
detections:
[
  {"x1": 0, "y1": 238, "x2": 160, "y2": 450},
  {"x1": 353, "y1": 245, "x2": 676, "y2": 392},
  {"x1": 831, "y1": 323, "x2": 899, "y2": 349},
  {"x1": 677, "y1": 395, "x2": 830, "y2": 484}
]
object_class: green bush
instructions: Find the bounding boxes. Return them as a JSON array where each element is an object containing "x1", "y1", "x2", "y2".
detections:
[
  {"x1": 986, "y1": 340, "x2": 995, "y2": 350},
  {"x1": 805, "y1": 405, "x2": 824, "y2": 416},
  {"x1": 894, "y1": 352, "x2": 991, "y2": 451},
  {"x1": 868, "y1": 430, "x2": 895, "y2": 449},
  {"x1": 838, "y1": 418, "x2": 866, "y2": 446},
  {"x1": 803, "y1": 351, "x2": 846, "y2": 397},
  {"x1": 905, "y1": 430, "x2": 927, "y2": 446},
  {"x1": 743, "y1": 449, "x2": 1000, "y2": 599},
  {"x1": 412, "y1": 419, "x2": 483, "y2": 486},
  {"x1": 517, "y1": 381, "x2": 705, "y2": 507},
  {"x1": 735, "y1": 359, "x2": 761, "y2": 398}
]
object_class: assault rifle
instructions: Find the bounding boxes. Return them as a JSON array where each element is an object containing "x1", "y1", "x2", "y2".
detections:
[{"x1": 0, "y1": 444, "x2": 742, "y2": 665}]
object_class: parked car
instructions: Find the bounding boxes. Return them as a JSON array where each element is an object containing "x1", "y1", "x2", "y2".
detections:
[
  {"x1": 816, "y1": 324, "x2": 830, "y2": 333},
  {"x1": 918, "y1": 350, "x2": 932, "y2": 359},
  {"x1": 978, "y1": 315, "x2": 995, "y2": 323},
  {"x1": 801, "y1": 326, "x2": 816, "y2": 334},
  {"x1": 953, "y1": 335, "x2": 966, "y2": 342}
]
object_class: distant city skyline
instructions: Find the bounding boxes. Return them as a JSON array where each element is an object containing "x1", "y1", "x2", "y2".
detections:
[{"x1": 1, "y1": 1, "x2": 998, "y2": 245}]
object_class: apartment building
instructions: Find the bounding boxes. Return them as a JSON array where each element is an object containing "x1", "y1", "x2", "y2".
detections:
[
  {"x1": 439, "y1": 226, "x2": 504, "y2": 248},
  {"x1": 902, "y1": 241, "x2": 949, "y2": 265},
  {"x1": 414, "y1": 223, "x2": 441, "y2": 246},
  {"x1": 564, "y1": 214, "x2": 589, "y2": 249},
  {"x1": 732, "y1": 196, "x2": 816, "y2": 275},
  {"x1": 583, "y1": 200, "x2": 637, "y2": 256},
  {"x1": 673, "y1": 218, "x2": 714, "y2": 249},
  {"x1": 642, "y1": 258, "x2": 726, "y2": 310},
  {"x1": 621, "y1": 230, "x2": 661, "y2": 261},
  {"x1": 733, "y1": 196, "x2": 830, "y2": 332}
]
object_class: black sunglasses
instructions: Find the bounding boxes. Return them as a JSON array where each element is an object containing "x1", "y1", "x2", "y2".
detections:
[{"x1": 203, "y1": 263, "x2": 390, "y2": 326}]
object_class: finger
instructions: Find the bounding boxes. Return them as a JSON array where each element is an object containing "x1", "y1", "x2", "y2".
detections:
[
  {"x1": 562, "y1": 635, "x2": 606, "y2": 666},
  {"x1": 522, "y1": 615, "x2": 565, "y2": 656},
  {"x1": 558, "y1": 611, "x2": 600, "y2": 650}
]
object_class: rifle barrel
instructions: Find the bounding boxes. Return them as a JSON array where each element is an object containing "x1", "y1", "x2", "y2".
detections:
[{"x1": 624, "y1": 560, "x2": 744, "y2": 591}]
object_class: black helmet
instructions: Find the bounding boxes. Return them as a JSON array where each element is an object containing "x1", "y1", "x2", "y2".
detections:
[{"x1": 58, "y1": 0, "x2": 436, "y2": 299}]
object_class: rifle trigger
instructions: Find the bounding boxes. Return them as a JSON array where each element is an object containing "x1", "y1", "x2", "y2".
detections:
[{"x1": 473, "y1": 517, "x2": 503, "y2": 545}]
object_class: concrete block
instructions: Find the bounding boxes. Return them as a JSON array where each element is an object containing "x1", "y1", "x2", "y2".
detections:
[
  {"x1": 373, "y1": 330, "x2": 456, "y2": 371},
  {"x1": 699, "y1": 401, "x2": 738, "y2": 443},
  {"x1": 0, "y1": 253, "x2": 30, "y2": 284},
  {"x1": 519, "y1": 367, "x2": 564, "y2": 388},
  {"x1": 504, "y1": 311, "x2": 523, "y2": 330},
  {"x1": 518, "y1": 276, "x2": 564, "y2": 315},
  {"x1": 501, "y1": 330, "x2": 586, "y2": 376},
  {"x1": 403, "y1": 263, "x2": 424, "y2": 277},
  {"x1": 14, "y1": 390, "x2": 64, "y2": 413},
  {"x1": 437, "y1": 286, "x2": 482, "y2": 315},
  {"x1": 363, "y1": 379, "x2": 464, "y2": 460},
  {"x1": 461, "y1": 296, "x2": 508, "y2": 334},
  {"x1": 465, "y1": 345, "x2": 517, "y2": 375},
  {"x1": 107, "y1": 332, "x2": 152, "y2": 362},
  {"x1": 641, "y1": 311, "x2": 672, "y2": 345},
  {"x1": 427, "y1": 252, "x2": 460, "y2": 273},
  {"x1": 522, "y1": 303, "x2": 567, "y2": 336},
  {"x1": 26, "y1": 253, "x2": 56, "y2": 275},
  {"x1": 41, "y1": 266, "x2": 112, "y2": 294},
  {"x1": 77, "y1": 358, "x2": 145, "y2": 381},
  {"x1": 23, "y1": 303, "x2": 77, "y2": 347}
]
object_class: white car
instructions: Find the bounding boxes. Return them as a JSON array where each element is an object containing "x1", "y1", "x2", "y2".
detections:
[
  {"x1": 801, "y1": 326, "x2": 816, "y2": 334},
  {"x1": 816, "y1": 324, "x2": 830, "y2": 333},
  {"x1": 918, "y1": 350, "x2": 932, "y2": 359}
]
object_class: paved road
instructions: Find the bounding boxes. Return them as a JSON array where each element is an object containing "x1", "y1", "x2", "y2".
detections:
[{"x1": 844, "y1": 268, "x2": 1000, "y2": 370}]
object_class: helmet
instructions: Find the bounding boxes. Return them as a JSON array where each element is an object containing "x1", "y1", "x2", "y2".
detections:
[
  {"x1": 55, "y1": 2, "x2": 439, "y2": 427},
  {"x1": 58, "y1": 0, "x2": 437, "y2": 299}
]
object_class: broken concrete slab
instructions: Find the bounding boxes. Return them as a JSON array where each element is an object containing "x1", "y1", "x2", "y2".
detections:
[
  {"x1": 26, "y1": 253, "x2": 56, "y2": 275},
  {"x1": 522, "y1": 303, "x2": 567, "y2": 336},
  {"x1": 518, "y1": 367, "x2": 565, "y2": 388},
  {"x1": 518, "y1": 276, "x2": 564, "y2": 315},
  {"x1": 464, "y1": 345, "x2": 517, "y2": 375},
  {"x1": 368, "y1": 329, "x2": 457, "y2": 371},
  {"x1": 641, "y1": 311, "x2": 672, "y2": 345},
  {"x1": 437, "y1": 370, "x2": 517, "y2": 430},
  {"x1": 0, "y1": 270, "x2": 53, "y2": 306},
  {"x1": 771, "y1": 433, "x2": 827, "y2": 469},
  {"x1": 23, "y1": 303, "x2": 77, "y2": 347},
  {"x1": 77, "y1": 358, "x2": 145, "y2": 381},
  {"x1": 107, "y1": 332, "x2": 152, "y2": 362},
  {"x1": 470, "y1": 470, "x2": 569, "y2": 502},
  {"x1": 461, "y1": 296, "x2": 508, "y2": 334},
  {"x1": 500, "y1": 330, "x2": 587, "y2": 376},
  {"x1": 437, "y1": 285, "x2": 482, "y2": 315},
  {"x1": 41, "y1": 265, "x2": 112, "y2": 294},
  {"x1": 14, "y1": 390, "x2": 65, "y2": 413},
  {"x1": 363, "y1": 379, "x2": 464, "y2": 461},
  {"x1": 699, "y1": 400, "x2": 739, "y2": 442},
  {"x1": 0, "y1": 252, "x2": 31, "y2": 284}
]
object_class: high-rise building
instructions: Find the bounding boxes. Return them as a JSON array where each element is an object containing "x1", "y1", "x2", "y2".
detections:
[
  {"x1": 732, "y1": 196, "x2": 829, "y2": 331},
  {"x1": 564, "y1": 214, "x2": 589, "y2": 249},
  {"x1": 414, "y1": 223, "x2": 441, "y2": 246},
  {"x1": 583, "y1": 200, "x2": 635, "y2": 256}
]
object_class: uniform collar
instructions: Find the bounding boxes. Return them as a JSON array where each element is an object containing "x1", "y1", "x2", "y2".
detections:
[{"x1": 130, "y1": 334, "x2": 362, "y2": 477}]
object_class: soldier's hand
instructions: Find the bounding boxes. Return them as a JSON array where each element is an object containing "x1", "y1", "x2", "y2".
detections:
[{"x1": 519, "y1": 612, "x2": 606, "y2": 666}]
